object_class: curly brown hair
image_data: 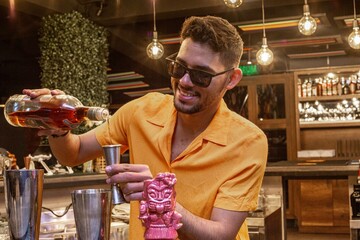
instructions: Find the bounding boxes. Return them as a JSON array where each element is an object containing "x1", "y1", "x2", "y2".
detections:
[{"x1": 180, "y1": 15, "x2": 243, "y2": 68}]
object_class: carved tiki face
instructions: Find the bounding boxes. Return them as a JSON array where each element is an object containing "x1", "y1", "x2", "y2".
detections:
[{"x1": 143, "y1": 172, "x2": 177, "y2": 214}]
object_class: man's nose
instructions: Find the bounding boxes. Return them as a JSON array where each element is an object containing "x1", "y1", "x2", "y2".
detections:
[{"x1": 179, "y1": 71, "x2": 194, "y2": 87}]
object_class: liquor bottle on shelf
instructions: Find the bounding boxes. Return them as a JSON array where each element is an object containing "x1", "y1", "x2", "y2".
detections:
[
  {"x1": 297, "y1": 78, "x2": 302, "y2": 98},
  {"x1": 322, "y1": 78, "x2": 328, "y2": 96},
  {"x1": 311, "y1": 78, "x2": 318, "y2": 96},
  {"x1": 343, "y1": 78, "x2": 350, "y2": 95},
  {"x1": 4, "y1": 94, "x2": 109, "y2": 130},
  {"x1": 302, "y1": 79, "x2": 308, "y2": 97},
  {"x1": 336, "y1": 77, "x2": 343, "y2": 96},
  {"x1": 316, "y1": 78, "x2": 323, "y2": 96},
  {"x1": 356, "y1": 75, "x2": 360, "y2": 94},
  {"x1": 350, "y1": 76, "x2": 357, "y2": 94}
]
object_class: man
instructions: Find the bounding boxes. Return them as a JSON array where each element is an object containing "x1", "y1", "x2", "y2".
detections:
[{"x1": 24, "y1": 15, "x2": 267, "y2": 240}]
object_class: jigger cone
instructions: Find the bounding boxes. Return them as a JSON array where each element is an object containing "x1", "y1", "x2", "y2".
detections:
[{"x1": 103, "y1": 144, "x2": 126, "y2": 204}]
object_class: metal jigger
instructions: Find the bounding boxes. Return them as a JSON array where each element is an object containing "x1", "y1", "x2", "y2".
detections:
[{"x1": 103, "y1": 144, "x2": 126, "y2": 204}]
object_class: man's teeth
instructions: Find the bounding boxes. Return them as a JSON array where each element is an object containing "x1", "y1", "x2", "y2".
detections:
[{"x1": 180, "y1": 89, "x2": 194, "y2": 97}]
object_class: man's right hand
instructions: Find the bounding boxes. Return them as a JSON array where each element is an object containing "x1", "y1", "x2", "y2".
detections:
[{"x1": 22, "y1": 88, "x2": 68, "y2": 137}]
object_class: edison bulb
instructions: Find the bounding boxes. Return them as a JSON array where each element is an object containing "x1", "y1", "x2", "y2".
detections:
[
  {"x1": 256, "y1": 38, "x2": 274, "y2": 66},
  {"x1": 223, "y1": 0, "x2": 243, "y2": 8},
  {"x1": 348, "y1": 20, "x2": 360, "y2": 50},
  {"x1": 298, "y1": 14, "x2": 317, "y2": 36},
  {"x1": 147, "y1": 39, "x2": 164, "y2": 59},
  {"x1": 298, "y1": 4, "x2": 317, "y2": 36}
]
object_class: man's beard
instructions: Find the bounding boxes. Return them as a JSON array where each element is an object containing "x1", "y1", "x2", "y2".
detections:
[{"x1": 173, "y1": 97, "x2": 201, "y2": 114}]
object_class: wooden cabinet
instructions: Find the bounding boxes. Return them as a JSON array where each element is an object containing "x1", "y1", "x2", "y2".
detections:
[
  {"x1": 294, "y1": 66, "x2": 360, "y2": 233},
  {"x1": 225, "y1": 68, "x2": 360, "y2": 234},
  {"x1": 296, "y1": 179, "x2": 349, "y2": 234},
  {"x1": 224, "y1": 73, "x2": 298, "y2": 162},
  {"x1": 295, "y1": 67, "x2": 360, "y2": 160}
]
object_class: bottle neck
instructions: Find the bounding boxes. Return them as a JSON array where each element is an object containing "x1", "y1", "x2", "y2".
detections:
[{"x1": 86, "y1": 107, "x2": 109, "y2": 121}]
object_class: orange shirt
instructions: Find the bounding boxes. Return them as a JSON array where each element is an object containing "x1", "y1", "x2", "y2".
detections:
[{"x1": 95, "y1": 92, "x2": 268, "y2": 240}]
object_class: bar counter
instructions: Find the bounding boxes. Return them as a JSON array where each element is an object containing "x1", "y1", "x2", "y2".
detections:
[
  {"x1": 266, "y1": 159, "x2": 359, "y2": 178},
  {"x1": 0, "y1": 159, "x2": 357, "y2": 191},
  {"x1": 0, "y1": 160, "x2": 358, "y2": 240},
  {"x1": 264, "y1": 159, "x2": 359, "y2": 240}
]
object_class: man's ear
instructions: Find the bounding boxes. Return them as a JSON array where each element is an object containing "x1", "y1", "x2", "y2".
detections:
[{"x1": 226, "y1": 68, "x2": 243, "y2": 90}]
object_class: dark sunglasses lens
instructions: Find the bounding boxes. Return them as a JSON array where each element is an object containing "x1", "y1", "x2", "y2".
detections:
[
  {"x1": 189, "y1": 71, "x2": 212, "y2": 87},
  {"x1": 168, "y1": 61, "x2": 186, "y2": 79},
  {"x1": 167, "y1": 60, "x2": 212, "y2": 88}
]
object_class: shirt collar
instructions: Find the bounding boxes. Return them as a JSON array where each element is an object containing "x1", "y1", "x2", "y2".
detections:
[{"x1": 147, "y1": 98, "x2": 231, "y2": 146}]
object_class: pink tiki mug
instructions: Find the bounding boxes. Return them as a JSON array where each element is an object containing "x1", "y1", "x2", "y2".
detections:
[{"x1": 139, "y1": 172, "x2": 182, "y2": 240}]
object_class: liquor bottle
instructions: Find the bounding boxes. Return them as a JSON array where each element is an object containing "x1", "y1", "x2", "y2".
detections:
[
  {"x1": 343, "y1": 78, "x2": 350, "y2": 95},
  {"x1": 297, "y1": 78, "x2": 302, "y2": 98},
  {"x1": 356, "y1": 75, "x2": 360, "y2": 94},
  {"x1": 256, "y1": 188, "x2": 266, "y2": 212},
  {"x1": 350, "y1": 75, "x2": 357, "y2": 94},
  {"x1": 4, "y1": 94, "x2": 109, "y2": 130},
  {"x1": 311, "y1": 78, "x2": 318, "y2": 96},
  {"x1": 316, "y1": 78, "x2": 323, "y2": 96},
  {"x1": 336, "y1": 77, "x2": 343, "y2": 96},
  {"x1": 351, "y1": 184, "x2": 360, "y2": 219},
  {"x1": 302, "y1": 79, "x2": 308, "y2": 97}
]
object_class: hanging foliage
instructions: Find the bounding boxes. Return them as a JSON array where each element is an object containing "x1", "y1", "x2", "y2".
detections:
[{"x1": 38, "y1": 11, "x2": 109, "y2": 108}]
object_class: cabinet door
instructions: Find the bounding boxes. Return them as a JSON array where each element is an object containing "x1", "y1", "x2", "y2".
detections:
[
  {"x1": 224, "y1": 73, "x2": 298, "y2": 161},
  {"x1": 298, "y1": 179, "x2": 349, "y2": 233},
  {"x1": 224, "y1": 85, "x2": 248, "y2": 118},
  {"x1": 257, "y1": 83, "x2": 286, "y2": 120}
]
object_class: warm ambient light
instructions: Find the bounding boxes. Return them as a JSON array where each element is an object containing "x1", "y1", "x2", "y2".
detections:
[
  {"x1": 298, "y1": 0, "x2": 317, "y2": 36},
  {"x1": 256, "y1": 0, "x2": 274, "y2": 66},
  {"x1": 348, "y1": 0, "x2": 360, "y2": 49},
  {"x1": 223, "y1": 0, "x2": 243, "y2": 8},
  {"x1": 147, "y1": 32, "x2": 164, "y2": 59},
  {"x1": 256, "y1": 38, "x2": 274, "y2": 66},
  {"x1": 147, "y1": 0, "x2": 164, "y2": 59}
]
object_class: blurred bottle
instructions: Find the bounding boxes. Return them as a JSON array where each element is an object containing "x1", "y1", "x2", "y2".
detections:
[
  {"x1": 4, "y1": 94, "x2": 109, "y2": 130},
  {"x1": 256, "y1": 188, "x2": 266, "y2": 212},
  {"x1": 351, "y1": 184, "x2": 360, "y2": 219}
]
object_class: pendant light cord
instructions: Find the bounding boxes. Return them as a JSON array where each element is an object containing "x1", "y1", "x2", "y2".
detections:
[
  {"x1": 153, "y1": 0, "x2": 157, "y2": 32},
  {"x1": 261, "y1": 0, "x2": 266, "y2": 38},
  {"x1": 354, "y1": 0, "x2": 357, "y2": 20}
]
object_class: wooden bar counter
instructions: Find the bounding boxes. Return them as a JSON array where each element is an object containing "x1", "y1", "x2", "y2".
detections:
[
  {"x1": 0, "y1": 160, "x2": 358, "y2": 239},
  {"x1": 264, "y1": 159, "x2": 359, "y2": 239}
]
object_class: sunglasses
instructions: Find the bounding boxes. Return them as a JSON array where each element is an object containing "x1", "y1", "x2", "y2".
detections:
[{"x1": 165, "y1": 52, "x2": 234, "y2": 88}]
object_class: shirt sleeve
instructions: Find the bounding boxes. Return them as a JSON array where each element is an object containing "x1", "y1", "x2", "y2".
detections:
[{"x1": 214, "y1": 131, "x2": 268, "y2": 212}]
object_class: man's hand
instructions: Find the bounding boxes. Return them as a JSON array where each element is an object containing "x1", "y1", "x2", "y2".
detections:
[
  {"x1": 105, "y1": 164, "x2": 153, "y2": 201},
  {"x1": 22, "y1": 88, "x2": 68, "y2": 137},
  {"x1": 22, "y1": 88, "x2": 65, "y2": 98}
]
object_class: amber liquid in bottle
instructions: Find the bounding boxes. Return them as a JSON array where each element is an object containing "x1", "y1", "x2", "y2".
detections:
[
  {"x1": 7, "y1": 106, "x2": 91, "y2": 130},
  {"x1": 4, "y1": 94, "x2": 109, "y2": 130}
]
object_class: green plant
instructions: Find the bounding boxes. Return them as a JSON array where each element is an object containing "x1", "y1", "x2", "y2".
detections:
[{"x1": 39, "y1": 11, "x2": 109, "y2": 133}]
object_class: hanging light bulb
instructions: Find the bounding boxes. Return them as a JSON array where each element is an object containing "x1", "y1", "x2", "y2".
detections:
[
  {"x1": 298, "y1": 0, "x2": 317, "y2": 36},
  {"x1": 348, "y1": 0, "x2": 360, "y2": 49},
  {"x1": 147, "y1": 0, "x2": 164, "y2": 59},
  {"x1": 256, "y1": 0, "x2": 274, "y2": 66},
  {"x1": 223, "y1": 0, "x2": 243, "y2": 8},
  {"x1": 256, "y1": 38, "x2": 274, "y2": 66},
  {"x1": 147, "y1": 31, "x2": 164, "y2": 59},
  {"x1": 247, "y1": 49, "x2": 252, "y2": 65}
]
